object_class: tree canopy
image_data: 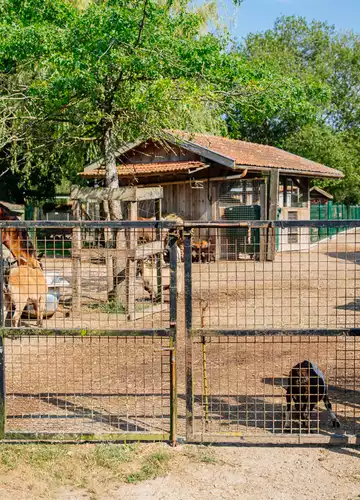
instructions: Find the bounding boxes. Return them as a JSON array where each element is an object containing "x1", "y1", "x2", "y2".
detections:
[
  {"x1": 230, "y1": 16, "x2": 360, "y2": 202},
  {"x1": 1, "y1": 7, "x2": 359, "y2": 203},
  {"x1": 0, "y1": 0, "x2": 251, "y2": 206}
]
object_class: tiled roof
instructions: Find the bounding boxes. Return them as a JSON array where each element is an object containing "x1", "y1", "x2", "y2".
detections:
[
  {"x1": 80, "y1": 161, "x2": 205, "y2": 178},
  {"x1": 166, "y1": 130, "x2": 344, "y2": 178}
]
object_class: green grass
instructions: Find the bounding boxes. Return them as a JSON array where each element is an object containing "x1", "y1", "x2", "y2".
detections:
[
  {"x1": 92, "y1": 444, "x2": 136, "y2": 469},
  {"x1": 0, "y1": 444, "x2": 168, "y2": 498},
  {"x1": 126, "y1": 450, "x2": 170, "y2": 484},
  {"x1": 88, "y1": 301, "x2": 126, "y2": 314}
]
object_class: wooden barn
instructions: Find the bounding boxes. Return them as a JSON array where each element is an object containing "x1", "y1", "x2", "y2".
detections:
[{"x1": 79, "y1": 130, "x2": 343, "y2": 258}]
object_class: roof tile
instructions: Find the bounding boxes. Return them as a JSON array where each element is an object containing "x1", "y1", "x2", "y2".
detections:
[
  {"x1": 167, "y1": 130, "x2": 344, "y2": 178},
  {"x1": 80, "y1": 160, "x2": 205, "y2": 178}
]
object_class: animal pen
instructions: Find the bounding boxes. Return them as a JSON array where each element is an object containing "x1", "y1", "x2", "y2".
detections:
[{"x1": 0, "y1": 218, "x2": 360, "y2": 445}]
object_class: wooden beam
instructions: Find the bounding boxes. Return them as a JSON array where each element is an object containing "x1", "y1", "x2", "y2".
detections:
[
  {"x1": 70, "y1": 186, "x2": 163, "y2": 202},
  {"x1": 134, "y1": 240, "x2": 164, "y2": 260},
  {"x1": 267, "y1": 170, "x2": 279, "y2": 261},
  {"x1": 72, "y1": 241, "x2": 164, "y2": 260}
]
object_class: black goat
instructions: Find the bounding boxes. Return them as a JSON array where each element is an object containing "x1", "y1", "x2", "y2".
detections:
[{"x1": 284, "y1": 360, "x2": 340, "y2": 431}]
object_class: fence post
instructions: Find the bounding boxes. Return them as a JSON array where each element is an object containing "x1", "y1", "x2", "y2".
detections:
[
  {"x1": 0, "y1": 229, "x2": 4, "y2": 440},
  {"x1": 0, "y1": 335, "x2": 4, "y2": 440},
  {"x1": 72, "y1": 201, "x2": 82, "y2": 311},
  {"x1": 155, "y1": 199, "x2": 163, "y2": 303},
  {"x1": 0, "y1": 229, "x2": 3, "y2": 328},
  {"x1": 267, "y1": 170, "x2": 279, "y2": 261},
  {"x1": 184, "y1": 229, "x2": 194, "y2": 440},
  {"x1": 169, "y1": 232, "x2": 177, "y2": 446}
]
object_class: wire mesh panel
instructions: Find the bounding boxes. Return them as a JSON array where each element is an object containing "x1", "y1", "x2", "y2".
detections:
[
  {"x1": 0, "y1": 220, "x2": 178, "y2": 442},
  {"x1": 0, "y1": 224, "x2": 181, "y2": 330},
  {"x1": 4, "y1": 333, "x2": 172, "y2": 440},
  {"x1": 189, "y1": 225, "x2": 360, "y2": 330},
  {"x1": 190, "y1": 334, "x2": 360, "y2": 442},
  {"x1": 185, "y1": 221, "x2": 360, "y2": 443}
]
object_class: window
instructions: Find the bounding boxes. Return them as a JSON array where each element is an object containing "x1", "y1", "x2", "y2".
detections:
[
  {"x1": 288, "y1": 211, "x2": 299, "y2": 244},
  {"x1": 280, "y1": 178, "x2": 308, "y2": 208}
]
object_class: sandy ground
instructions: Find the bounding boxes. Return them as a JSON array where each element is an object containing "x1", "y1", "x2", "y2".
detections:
[
  {"x1": 1, "y1": 445, "x2": 360, "y2": 500},
  {"x1": 109, "y1": 446, "x2": 360, "y2": 500}
]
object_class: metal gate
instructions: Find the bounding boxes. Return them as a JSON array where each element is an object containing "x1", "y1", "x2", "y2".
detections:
[
  {"x1": 0, "y1": 220, "x2": 178, "y2": 444},
  {"x1": 184, "y1": 220, "x2": 360, "y2": 444}
]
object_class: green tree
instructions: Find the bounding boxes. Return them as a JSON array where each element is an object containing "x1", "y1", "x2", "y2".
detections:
[
  {"x1": 243, "y1": 16, "x2": 360, "y2": 132},
  {"x1": 228, "y1": 16, "x2": 360, "y2": 202},
  {"x1": 283, "y1": 125, "x2": 360, "y2": 204},
  {"x1": 0, "y1": 0, "x2": 248, "y2": 210}
]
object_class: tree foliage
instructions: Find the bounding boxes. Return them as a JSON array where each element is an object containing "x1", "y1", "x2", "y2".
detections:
[
  {"x1": 1, "y1": 8, "x2": 359, "y2": 204},
  {"x1": 0, "y1": 0, "x2": 249, "y2": 205},
  {"x1": 230, "y1": 16, "x2": 360, "y2": 202}
]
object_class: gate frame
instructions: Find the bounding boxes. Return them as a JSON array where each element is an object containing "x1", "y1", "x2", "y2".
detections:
[
  {"x1": 0, "y1": 220, "x2": 178, "y2": 445},
  {"x1": 184, "y1": 219, "x2": 360, "y2": 444}
]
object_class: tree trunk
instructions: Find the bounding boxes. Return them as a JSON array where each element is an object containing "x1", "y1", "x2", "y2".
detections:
[
  {"x1": 103, "y1": 123, "x2": 121, "y2": 220},
  {"x1": 102, "y1": 122, "x2": 127, "y2": 303}
]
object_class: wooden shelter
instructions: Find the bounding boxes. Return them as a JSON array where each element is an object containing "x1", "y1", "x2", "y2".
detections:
[
  {"x1": 79, "y1": 130, "x2": 343, "y2": 258},
  {"x1": 310, "y1": 186, "x2": 334, "y2": 205}
]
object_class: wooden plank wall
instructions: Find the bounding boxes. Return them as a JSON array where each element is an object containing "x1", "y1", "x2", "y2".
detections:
[{"x1": 162, "y1": 183, "x2": 213, "y2": 220}]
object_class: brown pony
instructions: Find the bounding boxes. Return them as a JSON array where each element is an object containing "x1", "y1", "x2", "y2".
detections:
[{"x1": 0, "y1": 205, "x2": 47, "y2": 326}]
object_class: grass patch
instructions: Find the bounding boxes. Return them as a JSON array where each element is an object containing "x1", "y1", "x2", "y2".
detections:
[
  {"x1": 92, "y1": 444, "x2": 137, "y2": 470},
  {"x1": 183, "y1": 445, "x2": 217, "y2": 464},
  {"x1": 198, "y1": 449, "x2": 217, "y2": 464},
  {"x1": 0, "y1": 444, "x2": 67, "y2": 471},
  {"x1": 88, "y1": 301, "x2": 152, "y2": 315},
  {"x1": 0, "y1": 444, "x2": 173, "y2": 497},
  {"x1": 126, "y1": 450, "x2": 170, "y2": 484},
  {"x1": 88, "y1": 301, "x2": 126, "y2": 314}
]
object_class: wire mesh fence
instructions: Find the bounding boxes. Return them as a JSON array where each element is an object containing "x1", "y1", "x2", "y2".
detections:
[
  {"x1": 4, "y1": 333, "x2": 173, "y2": 440},
  {"x1": 0, "y1": 222, "x2": 181, "y2": 330},
  {"x1": 188, "y1": 223, "x2": 360, "y2": 330},
  {"x1": 185, "y1": 220, "x2": 360, "y2": 443},
  {"x1": 1, "y1": 219, "x2": 360, "y2": 444},
  {"x1": 0, "y1": 220, "x2": 178, "y2": 442}
]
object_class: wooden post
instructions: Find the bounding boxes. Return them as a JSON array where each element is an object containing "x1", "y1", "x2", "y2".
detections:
[
  {"x1": 211, "y1": 184, "x2": 221, "y2": 261},
  {"x1": 126, "y1": 201, "x2": 138, "y2": 320},
  {"x1": 72, "y1": 200, "x2": 82, "y2": 311},
  {"x1": 155, "y1": 198, "x2": 163, "y2": 303},
  {"x1": 259, "y1": 181, "x2": 267, "y2": 262},
  {"x1": 267, "y1": 170, "x2": 279, "y2": 261}
]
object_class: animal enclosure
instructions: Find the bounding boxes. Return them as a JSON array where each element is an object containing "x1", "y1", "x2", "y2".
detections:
[{"x1": 0, "y1": 219, "x2": 359, "y2": 444}]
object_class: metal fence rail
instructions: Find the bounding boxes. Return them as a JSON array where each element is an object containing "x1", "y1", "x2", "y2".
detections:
[
  {"x1": 0, "y1": 221, "x2": 178, "y2": 443},
  {"x1": 184, "y1": 220, "x2": 360, "y2": 444}
]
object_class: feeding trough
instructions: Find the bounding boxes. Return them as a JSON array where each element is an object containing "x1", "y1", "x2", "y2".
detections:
[{"x1": 22, "y1": 272, "x2": 71, "y2": 320}]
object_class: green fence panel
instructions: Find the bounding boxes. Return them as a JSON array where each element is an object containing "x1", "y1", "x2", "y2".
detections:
[{"x1": 310, "y1": 201, "x2": 360, "y2": 242}]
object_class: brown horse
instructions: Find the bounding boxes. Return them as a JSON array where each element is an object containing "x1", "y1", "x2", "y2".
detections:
[{"x1": 0, "y1": 205, "x2": 47, "y2": 326}]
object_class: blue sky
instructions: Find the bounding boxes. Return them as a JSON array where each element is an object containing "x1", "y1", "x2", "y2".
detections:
[{"x1": 219, "y1": 0, "x2": 360, "y2": 41}]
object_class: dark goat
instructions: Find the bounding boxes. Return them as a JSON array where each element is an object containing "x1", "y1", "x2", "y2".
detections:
[{"x1": 284, "y1": 360, "x2": 340, "y2": 430}]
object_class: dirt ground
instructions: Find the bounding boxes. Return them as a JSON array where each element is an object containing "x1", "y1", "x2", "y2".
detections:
[
  {"x1": 1, "y1": 444, "x2": 360, "y2": 500},
  {"x1": 110, "y1": 445, "x2": 360, "y2": 500},
  {"x1": 3, "y1": 229, "x2": 360, "y2": 440}
]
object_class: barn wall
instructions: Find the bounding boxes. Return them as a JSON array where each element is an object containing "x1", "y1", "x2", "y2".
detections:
[{"x1": 162, "y1": 182, "x2": 214, "y2": 221}]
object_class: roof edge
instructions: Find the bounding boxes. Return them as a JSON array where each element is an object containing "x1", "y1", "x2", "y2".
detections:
[{"x1": 163, "y1": 131, "x2": 236, "y2": 169}]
